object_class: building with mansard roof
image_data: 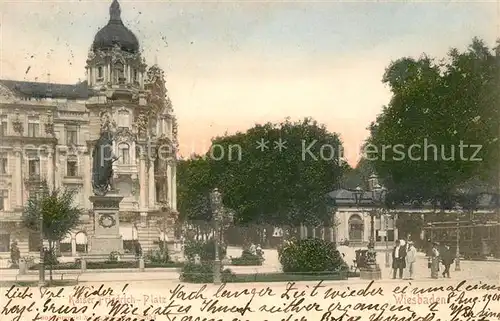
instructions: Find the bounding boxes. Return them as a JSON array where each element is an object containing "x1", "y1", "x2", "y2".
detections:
[{"x1": 0, "y1": 0, "x2": 178, "y2": 263}]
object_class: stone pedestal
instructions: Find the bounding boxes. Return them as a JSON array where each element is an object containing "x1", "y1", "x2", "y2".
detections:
[{"x1": 88, "y1": 193, "x2": 124, "y2": 258}]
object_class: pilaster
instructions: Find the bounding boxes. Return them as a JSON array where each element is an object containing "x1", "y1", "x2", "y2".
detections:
[{"x1": 148, "y1": 158, "x2": 155, "y2": 207}]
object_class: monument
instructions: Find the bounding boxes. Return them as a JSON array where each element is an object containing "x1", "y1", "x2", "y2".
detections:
[{"x1": 87, "y1": 128, "x2": 124, "y2": 257}]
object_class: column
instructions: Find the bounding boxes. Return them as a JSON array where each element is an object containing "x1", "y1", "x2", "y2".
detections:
[
  {"x1": 71, "y1": 236, "x2": 76, "y2": 257},
  {"x1": 172, "y1": 163, "x2": 177, "y2": 211},
  {"x1": 139, "y1": 153, "x2": 147, "y2": 211},
  {"x1": 83, "y1": 154, "x2": 91, "y2": 208},
  {"x1": 15, "y1": 150, "x2": 22, "y2": 207},
  {"x1": 131, "y1": 141, "x2": 136, "y2": 164},
  {"x1": 330, "y1": 227, "x2": 334, "y2": 242},
  {"x1": 148, "y1": 159, "x2": 155, "y2": 207},
  {"x1": 46, "y1": 150, "x2": 54, "y2": 190},
  {"x1": 166, "y1": 162, "x2": 172, "y2": 208},
  {"x1": 87, "y1": 67, "x2": 91, "y2": 85},
  {"x1": 394, "y1": 214, "x2": 399, "y2": 240}
]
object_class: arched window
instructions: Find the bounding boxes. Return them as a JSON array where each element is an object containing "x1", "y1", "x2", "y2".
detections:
[
  {"x1": 113, "y1": 62, "x2": 125, "y2": 84},
  {"x1": 119, "y1": 143, "x2": 130, "y2": 164},
  {"x1": 348, "y1": 214, "x2": 364, "y2": 242}
]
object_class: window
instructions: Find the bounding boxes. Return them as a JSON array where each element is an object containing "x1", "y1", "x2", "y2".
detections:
[
  {"x1": 119, "y1": 143, "x2": 130, "y2": 164},
  {"x1": 28, "y1": 159, "x2": 40, "y2": 176},
  {"x1": 113, "y1": 62, "x2": 124, "y2": 84},
  {"x1": 28, "y1": 231, "x2": 41, "y2": 252},
  {"x1": 0, "y1": 157, "x2": 7, "y2": 174},
  {"x1": 133, "y1": 69, "x2": 138, "y2": 82},
  {"x1": 0, "y1": 190, "x2": 7, "y2": 210},
  {"x1": 0, "y1": 116, "x2": 7, "y2": 136},
  {"x1": 28, "y1": 118, "x2": 39, "y2": 137},
  {"x1": 66, "y1": 126, "x2": 78, "y2": 145},
  {"x1": 67, "y1": 160, "x2": 78, "y2": 177},
  {"x1": 97, "y1": 66, "x2": 104, "y2": 79},
  {"x1": 117, "y1": 110, "x2": 130, "y2": 128},
  {"x1": 0, "y1": 233, "x2": 10, "y2": 252}
]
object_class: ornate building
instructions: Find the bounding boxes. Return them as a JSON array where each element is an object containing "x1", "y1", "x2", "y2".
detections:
[{"x1": 0, "y1": 0, "x2": 178, "y2": 262}]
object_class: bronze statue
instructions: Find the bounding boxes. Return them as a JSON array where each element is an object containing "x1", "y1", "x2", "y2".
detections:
[{"x1": 92, "y1": 130, "x2": 119, "y2": 196}]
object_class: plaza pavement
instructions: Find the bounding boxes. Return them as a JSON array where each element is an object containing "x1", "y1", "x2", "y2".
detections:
[{"x1": 1, "y1": 246, "x2": 498, "y2": 284}]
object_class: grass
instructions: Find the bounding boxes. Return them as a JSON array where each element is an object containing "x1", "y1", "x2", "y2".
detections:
[
  {"x1": 0, "y1": 280, "x2": 78, "y2": 287},
  {"x1": 29, "y1": 261, "x2": 184, "y2": 270}
]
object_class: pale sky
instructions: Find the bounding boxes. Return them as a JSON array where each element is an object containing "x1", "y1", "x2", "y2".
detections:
[{"x1": 0, "y1": 0, "x2": 496, "y2": 165}]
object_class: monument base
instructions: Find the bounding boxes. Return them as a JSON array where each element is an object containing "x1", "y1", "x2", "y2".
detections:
[
  {"x1": 360, "y1": 266, "x2": 382, "y2": 280},
  {"x1": 89, "y1": 235, "x2": 123, "y2": 255}
]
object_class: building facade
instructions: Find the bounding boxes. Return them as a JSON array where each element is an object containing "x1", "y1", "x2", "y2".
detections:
[{"x1": 0, "y1": 0, "x2": 178, "y2": 262}]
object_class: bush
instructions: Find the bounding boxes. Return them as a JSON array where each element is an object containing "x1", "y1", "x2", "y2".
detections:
[
  {"x1": 184, "y1": 239, "x2": 227, "y2": 262},
  {"x1": 43, "y1": 248, "x2": 59, "y2": 266},
  {"x1": 179, "y1": 262, "x2": 235, "y2": 283},
  {"x1": 278, "y1": 238, "x2": 348, "y2": 273},
  {"x1": 145, "y1": 249, "x2": 170, "y2": 264},
  {"x1": 231, "y1": 250, "x2": 263, "y2": 266}
]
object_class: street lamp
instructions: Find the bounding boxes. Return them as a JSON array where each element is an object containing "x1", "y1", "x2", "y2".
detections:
[
  {"x1": 210, "y1": 188, "x2": 223, "y2": 284},
  {"x1": 372, "y1": 185, "x2": 389, "y2": 268},
  {"x1": 454, "y1": 204, "x2": 461, "y2": 271}
]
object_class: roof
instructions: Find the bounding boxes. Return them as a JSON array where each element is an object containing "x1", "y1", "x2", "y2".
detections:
[
  {"x1": 327, "y1": 188, "x2": 500, "y2": 210},
  {"x1": 92, "y1": 0, "x2": 139, "y2": 54},
  {"x1": 0, "y1": 79, "x2": 93, "y2": 99}
]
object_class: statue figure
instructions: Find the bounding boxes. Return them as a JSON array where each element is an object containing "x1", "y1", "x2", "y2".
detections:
[{"x1": 92, "y1": 130, "x2": 119, "y2": 196}]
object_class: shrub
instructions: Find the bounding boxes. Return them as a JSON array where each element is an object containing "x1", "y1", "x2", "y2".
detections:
[
  {"x1": 145, "y1": 249, "x2": 170, "y2": 264},
  {"x1": 184, "y1": 239, "x2": 227, "y2": 262},
  {"x1": 106, "y1": 251, "x2": 120, "y2": 263},
  {"x1": 278, "y1": 238, "x2": 348, "y2": 273},
  {"x1": 231, "y1": 250, "x2": 263, "y2": 266},
  {"x1": 179, "y1": 262, "x2": 235, "y2": 283},
  {"x1": 43, "y1": 248, "x2": 59, "y2": 266}
]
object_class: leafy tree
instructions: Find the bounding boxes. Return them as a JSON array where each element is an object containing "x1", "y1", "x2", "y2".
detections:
[
  {"x1": 22, "y1": 183, "x2": 83, "y2": 281},
  {"x1": 207, "y1": 117, "x2": 345, "y2": 227},
  {"x1": 177, "y1": 156, "x2": 212, "y2": 223},
  {"x1": 177, "y1": 118, "x2": 347, "y2": 242},
  {"x1": 367, "y1": 38, "x2": 499, "y2": 207}
]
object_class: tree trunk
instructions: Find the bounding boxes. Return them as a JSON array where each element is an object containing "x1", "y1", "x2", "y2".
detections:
[{"x1": 49, "y1": 241, "x2": 53, "y2": 282}]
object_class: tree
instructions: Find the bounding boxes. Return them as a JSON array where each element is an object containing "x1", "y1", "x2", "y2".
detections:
[
  {"x1": 367, "y1": 38, "x2": 499, "y2": 207},
  {"x1": 207, "y1": 117, "x2": 345, "y2": 227},
  {"x1": 22, "y1": 184, "x2": 83, "y2": 281}
]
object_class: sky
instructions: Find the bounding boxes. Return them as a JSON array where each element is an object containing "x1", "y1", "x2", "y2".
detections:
[{"x1": 0, "y1": 0, "x2": 497, "y2": 166}]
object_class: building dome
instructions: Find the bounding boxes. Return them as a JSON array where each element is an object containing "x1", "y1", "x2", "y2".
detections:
[{"x1": 92, "y1": 0, "x2": 139, "y2": 54}]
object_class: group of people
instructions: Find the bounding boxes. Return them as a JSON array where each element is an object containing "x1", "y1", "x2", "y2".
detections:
[
  {"x1": 430, "y1": 242, "x2": 455, "y2": 278},
  {"x1": 391, "y1": 239, "x2": 417, "y2": 279},
  {"x1": 391, "y1": 239, "x2": 455, "y2": 279}
]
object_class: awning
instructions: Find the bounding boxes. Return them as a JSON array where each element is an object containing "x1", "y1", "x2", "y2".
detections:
[
  {"x1": 75, "y1": 232, "x2": 87, "y2": 245},
  {"x1": 120, "y1": 225, "x2": 138, "y2": 240},
  {"x1": 61, "y1": 234, "x2": 72, "y2": 244}
]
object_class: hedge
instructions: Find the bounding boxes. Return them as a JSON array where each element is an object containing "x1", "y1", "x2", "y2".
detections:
[
  {"x1": 29, "y1": 261, "x2": 183, "y2": 270},
  {"x1": 179, "y1": 262, "x2": 235, "y2": 283},
  {"x1": 230, "y1": 250, "x2": 263, "y2": 266},
  {"x1": 181, "y1": 271, "x2": 348, "y2": 283}
]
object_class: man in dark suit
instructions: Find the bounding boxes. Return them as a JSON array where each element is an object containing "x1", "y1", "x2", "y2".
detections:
[
  {"x1": 392, "y1": 240, "x2": 407, "y2": 279},
  {"x1": 441, "y1": 244, "x2": 454, "y2": 278}
]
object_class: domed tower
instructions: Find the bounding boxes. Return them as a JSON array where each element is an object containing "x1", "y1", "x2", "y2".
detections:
[
  {"x1": 85, "y1": 0, "x2": 146, "y2": 100},
  {"x1": 83, "y1": 0, "x2": 178, "y2": 255}
]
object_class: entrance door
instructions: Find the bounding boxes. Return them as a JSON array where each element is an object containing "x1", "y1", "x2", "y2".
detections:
[{"x1": 348, "y1": 214, "x2": 364, "y2": 242}]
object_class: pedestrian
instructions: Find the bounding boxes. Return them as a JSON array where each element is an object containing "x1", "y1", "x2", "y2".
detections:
[
  {"x1": 441, "y1": 244, "x2": 454, "y2": 278},
  {"x1": 392, "y1": 240, "x2": 406, "y2": 279},
  {"x1": 134, "y1": 240, "x2": 142, "y2": 260},
  {"x1": 404, "y1": 241, "x2": 417, "y2": 280},
  {"x1": 430, "y1": 242, "x2": 440, "y2": 278}
]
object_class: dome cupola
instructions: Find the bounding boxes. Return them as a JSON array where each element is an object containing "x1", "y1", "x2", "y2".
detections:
[{"x1": 92, "y1": 0, "x2": 139, "y2": 54}]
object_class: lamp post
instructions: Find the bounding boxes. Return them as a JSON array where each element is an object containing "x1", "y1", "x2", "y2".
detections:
[
  {"x1": 353, "y1": 185, "x2": 384, "y2": 280},
  {"x1": 35, "y1": 179, "x2": 45, "y2": 287},
  {"x1": 455, "y1": 204, "x2": 461, "y2": 271},
  {"x1": 210, "y1": 188, "x2": 222, "y2": 284}
]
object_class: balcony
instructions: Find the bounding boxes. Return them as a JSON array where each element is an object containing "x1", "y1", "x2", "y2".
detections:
[
  {"x1": 24, "y1": 175, "x2": 42, "y2": 186},
  {"x1": 63, "y1": 176, "x2": 83, "y2": 185}
]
